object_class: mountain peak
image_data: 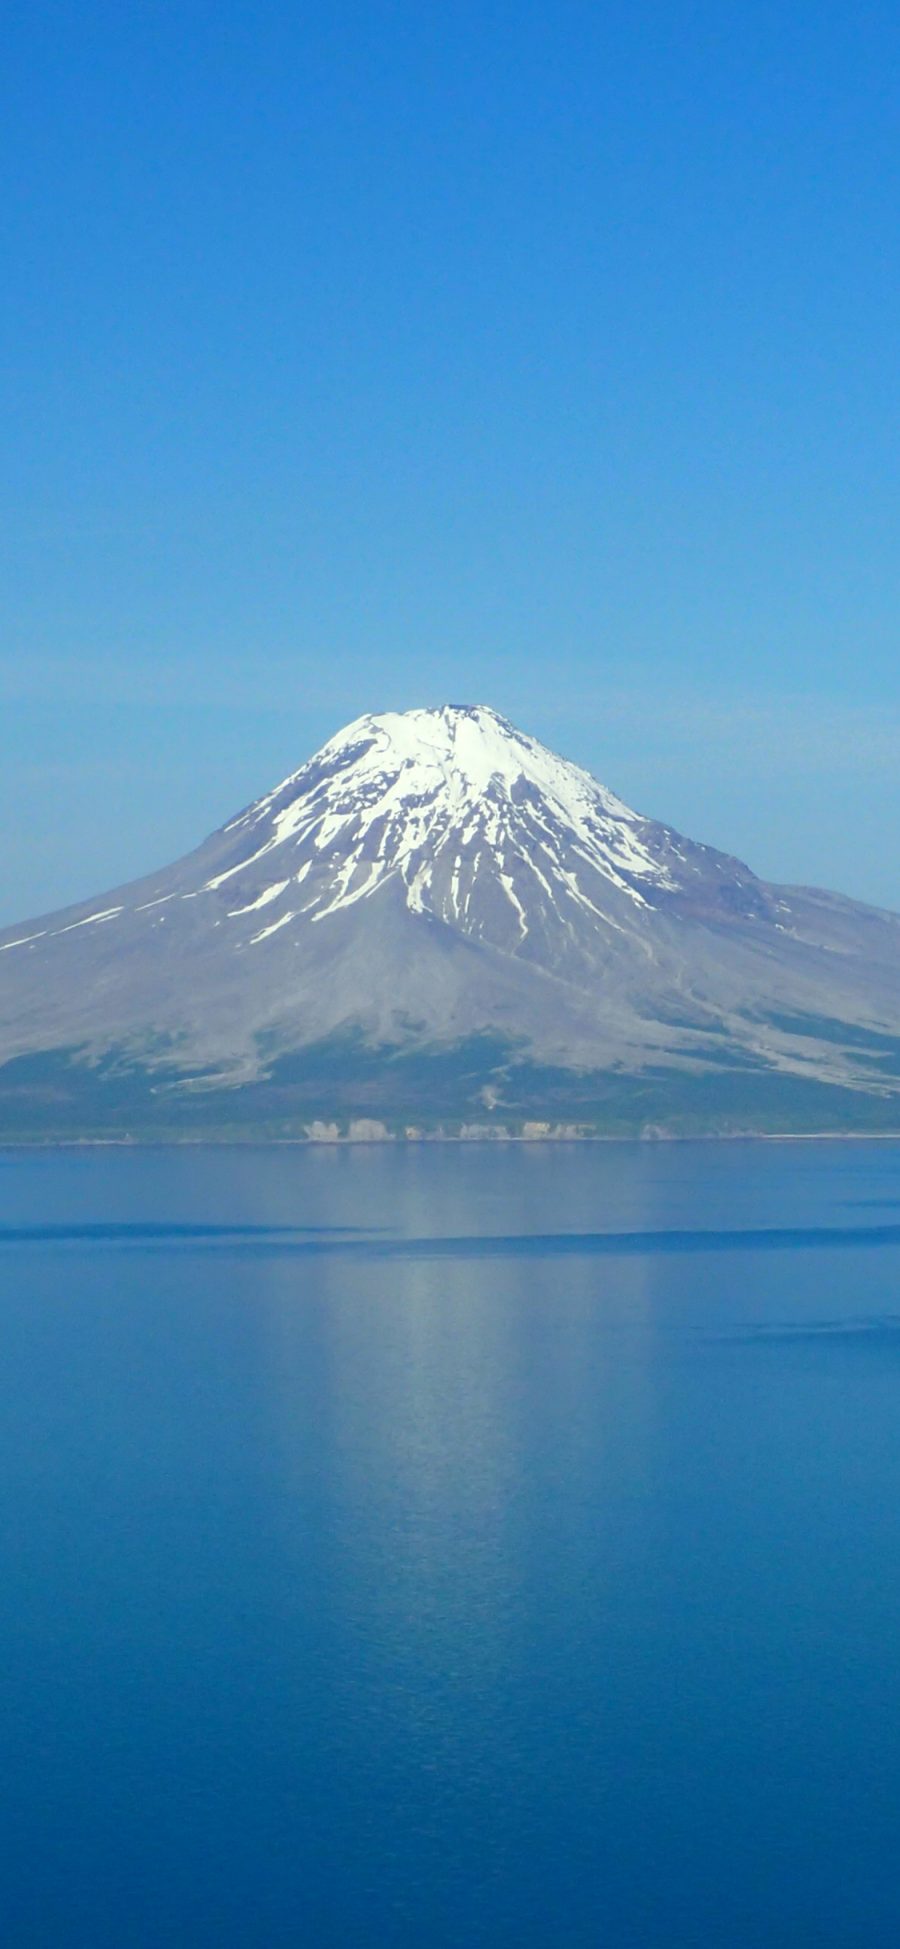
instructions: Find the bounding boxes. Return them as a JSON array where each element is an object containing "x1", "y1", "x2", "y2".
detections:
[
  {"x1": 263, "y1": 702, "x2": 634, "y2": 827},
  {"x1": 2, "y1": 701, "x2": 899, "y2": 1126},
  {"x1": 212, "y1": 702, "x2": 675, "y2": 943}
]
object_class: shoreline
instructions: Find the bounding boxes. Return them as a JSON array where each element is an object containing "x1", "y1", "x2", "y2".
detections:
[{"x1": 4, "y1": 1129, "x2": 900, "y2": 1151}]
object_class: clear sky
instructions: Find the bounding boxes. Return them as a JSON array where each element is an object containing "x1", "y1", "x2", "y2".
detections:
[{"x1": 3, "y1": 0, "x2": 899, "y2": 925}]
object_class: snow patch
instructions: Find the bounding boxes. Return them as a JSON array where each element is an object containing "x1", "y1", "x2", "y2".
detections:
[
  {"x1": 54, "y1": 907, "x2": 123, "y2": 936},
  {"x1": 0, "y1": 929, "x2": 47, "y2": 952},
  {"x1": 249, "y1": 910, "x2": 296, "y2": 945},
  {"x1": 227, "y1": 880, "x2": 289, "y2": 918}
]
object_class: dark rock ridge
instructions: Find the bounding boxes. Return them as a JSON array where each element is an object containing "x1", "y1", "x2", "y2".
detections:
[{"x1": 1, "y1": 704, "x2": 899, "y2": 1131}]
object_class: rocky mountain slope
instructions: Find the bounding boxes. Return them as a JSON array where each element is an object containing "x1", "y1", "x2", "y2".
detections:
[{"x1": 2, "y1": 705, "x2": 899, "y2": 1133}]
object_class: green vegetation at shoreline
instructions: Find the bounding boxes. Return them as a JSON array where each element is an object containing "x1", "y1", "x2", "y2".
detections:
[{"x1": 2, "y1": 1035, "x2": 900, "y2": 1144}]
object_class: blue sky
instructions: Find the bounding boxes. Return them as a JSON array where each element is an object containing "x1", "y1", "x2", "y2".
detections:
[{"x1": 3, "y1": 0, "x2": 899, "y2": 923}]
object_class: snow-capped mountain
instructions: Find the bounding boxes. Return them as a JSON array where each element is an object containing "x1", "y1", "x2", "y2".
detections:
[
  {"x1": 196, "y1": 705, "x2": 770, "y2": 946},
  {"x1": 217, "y1": 704, "x2": 679, "y2": 930},
  {"x1": 2, "y1": 704, "x2": 900, "y2": 1132}
]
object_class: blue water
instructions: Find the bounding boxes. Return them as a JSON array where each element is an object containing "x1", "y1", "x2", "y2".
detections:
[{"x1": 3, "y1": 1142, "x2": 900, "y2": 1947}]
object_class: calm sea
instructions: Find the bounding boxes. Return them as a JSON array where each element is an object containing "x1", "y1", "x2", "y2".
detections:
[{"x1": 3, "y1": 1140, "x2": 900, "y2": 1946}]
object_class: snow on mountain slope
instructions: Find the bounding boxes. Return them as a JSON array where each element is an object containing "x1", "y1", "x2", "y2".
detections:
[
  {"x1": 1, "y1": 703, "x2": 765, "y2": 968},
  {"x1": 1, "y1": 703, "x2": 899, "y2": 1104},
  {"x1": 211, "y1": 705, "x2": 679, "y2": 931}
]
